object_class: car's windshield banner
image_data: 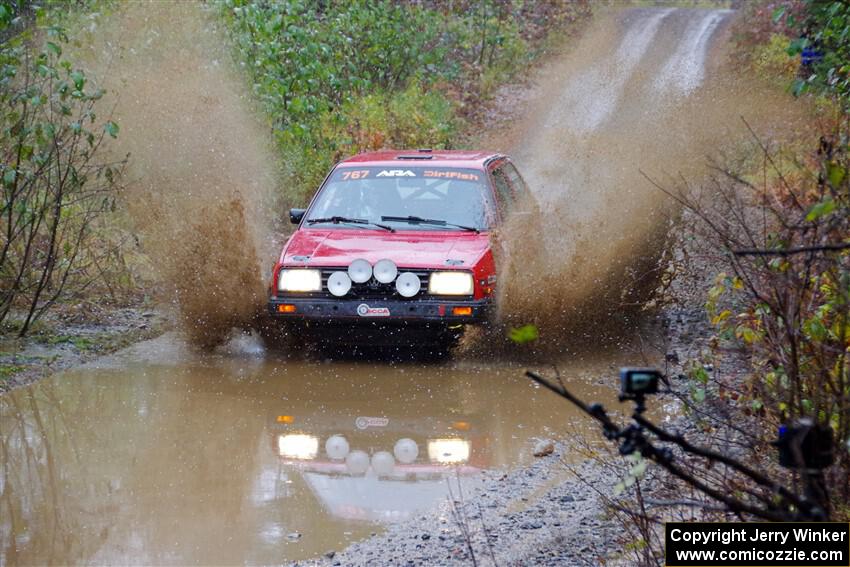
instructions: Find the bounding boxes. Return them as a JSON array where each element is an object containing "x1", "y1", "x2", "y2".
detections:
[{"x1": 334, "y1": 167, "x2": 481, "y2": 182}]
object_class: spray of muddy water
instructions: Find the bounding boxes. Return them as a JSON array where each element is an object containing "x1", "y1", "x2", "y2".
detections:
[
  {"x1": 481, "y1": 8, "x2": 807, "y2": 353},
  {"x1": 78, "y1": 5, "x2": 804, "y2": 354},
  {"x1": 80, "y1": 2, "x2": 278, "y2": 348}
]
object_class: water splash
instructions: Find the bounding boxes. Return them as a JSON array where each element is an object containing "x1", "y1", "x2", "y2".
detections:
[
  {"x1": 79, "y1": 2, "x2": 280, "y2": 348},
  {"x1": 475, "y1": 7, "x2": 806, "y2": 355}
]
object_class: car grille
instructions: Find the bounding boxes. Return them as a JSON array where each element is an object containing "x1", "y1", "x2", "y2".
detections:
[{"x1": 319, "y1": 268, "x2": 432, "y2": 300}]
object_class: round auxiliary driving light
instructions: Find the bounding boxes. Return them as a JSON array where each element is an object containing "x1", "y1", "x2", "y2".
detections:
[
  {"x1": 325, "y1": 435, "x2": 350, "y2": 460},
  {"x1": 348, "y1": 259, "x2": 372, "y2": 284},
  {"x1": 373, "y1": 259, "x2": 398, "y2": 284},
  {"x1": 393, "y1": 438, "x2": 419, "y2": 464},
  {"x1": 371, "y1": 451, "x2": 396, "y2": 476},
  {"x1": 327, "y1": 271, "x2": 352, "y2": 297},
  {"x1": 345, "y1": 450, "x2": 370, "y2": 475},
  {"x1": 395, "y1": 272, "x2": 421, "y2": 298}
]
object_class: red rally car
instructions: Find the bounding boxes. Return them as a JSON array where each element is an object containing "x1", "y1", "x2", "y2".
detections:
[{"x1": 267, "y1": 149, "x2": 534, "y2": 349}]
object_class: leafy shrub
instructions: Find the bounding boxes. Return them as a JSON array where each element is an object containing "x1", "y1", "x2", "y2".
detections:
[
  {"x1": 786, "y1": 0, "x2": 850, "y2": 102},
  {"x1": 215, "y1": 0, "x2": 590, "y2": 204},
  {"x1": 731, "y1": 0, "x2": 807, "y2": 59},
  {"x1": 216, "y1": 0, "x2": 445, "y2": 137},
  {"x1": 0, "y1": 3, "x2": 126, "y2": 335},
  {"x1": 751, "y1": 33, "x2": 800, "y2": 83},
  {"x1": 280, "y1": 82, "x2": 457, "y2": 204},
  {"x1": 681, "y1": 131, "x2": 850, "y2": 511},
  {"x1": 737, "y1": 1, "x2": 850, "y2": 104}
]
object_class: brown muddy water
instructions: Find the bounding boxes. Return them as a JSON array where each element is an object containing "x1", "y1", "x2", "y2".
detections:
[
  {"x1": 0, "y1": 335, "x2": 658, "y2": 565},
  {"x1": 73, "y1": 1, "x2": 280, "y2": 348}
]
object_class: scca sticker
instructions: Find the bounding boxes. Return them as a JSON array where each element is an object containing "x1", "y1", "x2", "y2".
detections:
[
  {"x1": 355, "y1": 416, "x2": 389, "y2": 429},
  {"x1": 357, "y1": 303, "x2": 390, "y2": 317},
  {"x1": 376, "y1": 170, "x2": 416, "y2": 177}
]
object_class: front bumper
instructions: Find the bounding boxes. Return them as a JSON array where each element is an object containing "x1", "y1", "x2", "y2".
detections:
[{"x1": 267, "y1": 296, "x2": 491, "y2": 324}]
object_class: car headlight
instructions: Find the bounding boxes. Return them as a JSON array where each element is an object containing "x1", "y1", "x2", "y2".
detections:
[
  {"x1": 278, "y1": 434, "x2": 318, "y2": 459},
  {"x1": 428, "y1": 438, "x2": 470, "y2": 464},
  {"x1": 278, "y1": 269, "x2": 321, "y2": 292},
  {"x1": 428, "y1": 271, "x2": 474, "y2": 295}
]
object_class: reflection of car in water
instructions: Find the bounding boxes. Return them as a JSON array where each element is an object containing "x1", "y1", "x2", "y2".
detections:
[
  {"x1": 267, "y1": 149, "x2": 537, "y2": 352},
  {"x1": 270, "y1": 410, "x2": 483, "y2": 523}
]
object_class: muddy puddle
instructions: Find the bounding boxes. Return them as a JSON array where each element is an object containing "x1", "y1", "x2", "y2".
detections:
[{"x1": 0, "y1": 335, "x2": 663, "y2": 564}]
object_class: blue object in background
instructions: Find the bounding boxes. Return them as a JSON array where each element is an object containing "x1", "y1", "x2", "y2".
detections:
[{"x1": 802, "y1": 45, "x2": 823, "y2": 66}]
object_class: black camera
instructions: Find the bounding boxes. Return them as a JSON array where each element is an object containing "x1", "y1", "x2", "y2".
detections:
[{"x1": 619, "y1": 368, "x2": 661, "y2": 401}]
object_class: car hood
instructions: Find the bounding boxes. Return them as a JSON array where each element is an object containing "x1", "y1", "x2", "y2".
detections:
[{"x1": 281, "y1": 229, "x2": 491, "y2": 270}]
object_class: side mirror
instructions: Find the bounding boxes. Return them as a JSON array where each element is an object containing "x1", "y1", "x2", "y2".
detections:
[{"x1": 289, "y1": 208, "x2": 306, "y2": 224}]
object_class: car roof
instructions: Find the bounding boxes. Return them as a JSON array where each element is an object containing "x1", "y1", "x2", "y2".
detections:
[{"x1": 337, "y1": 149, "x2": 503, "y2": 169}]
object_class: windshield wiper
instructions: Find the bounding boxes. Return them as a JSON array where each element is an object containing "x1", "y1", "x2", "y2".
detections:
[
  {"x1": 307, "y1": 216, "x2": 395, "y2": 232},
  {"x1": 381, "y1": 215, "x2": 480, "y2": 233}
]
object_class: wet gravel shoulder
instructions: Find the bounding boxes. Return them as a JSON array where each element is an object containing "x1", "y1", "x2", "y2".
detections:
[
  {"x1": 0, "y1": 304, "x2": 169, "y2": 393},
  {"x1": 298, "y1": 451, "x2": 619, "y2": 567}
]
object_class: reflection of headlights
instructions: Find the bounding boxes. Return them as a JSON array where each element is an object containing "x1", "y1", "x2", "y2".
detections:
[
  {"x1": 278, "y1": 434, "x2": 319, "y2": 459},
  {"x1": 278, "y1": 269, "x2": 321, "y2": 292},
  {"x1": 428, "y1": 438, "x2": 470, "y2": 464},
  {"x1": 428, "y1": 271, "x2": 474, "y2": 295}
]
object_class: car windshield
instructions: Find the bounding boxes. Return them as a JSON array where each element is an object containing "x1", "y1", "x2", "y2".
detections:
[{"x1": 305, "y1": 166, "x2": 493, "y2": 231}]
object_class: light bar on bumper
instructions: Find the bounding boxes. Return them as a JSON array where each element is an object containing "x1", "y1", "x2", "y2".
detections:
[{"x1": 428, "y1": 271, "x2": 474, "y2": 295}]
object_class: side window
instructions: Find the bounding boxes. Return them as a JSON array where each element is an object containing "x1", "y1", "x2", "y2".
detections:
[
  {"x1": 491, "y1": 166, "x2": 515, "y2": 218},
  {"x1": 503, "y1": 162, "x2": 530, "y2": 202}
]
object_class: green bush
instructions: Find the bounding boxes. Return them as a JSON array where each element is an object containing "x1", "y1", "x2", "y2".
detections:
[
  {"x1": 216, "y1": 0, "x2": 458, "y2": 204},
  {"x1": 762, "y1": 0, "x2": 850, "y2": 103},
  {"x1": 0, "y1": 1, "x2": 126, "y2": 336},
  {"x1": 215, "y1": 0, "x2": 590, "y2": 205},
  {"x1": 216, "y1": 0, "x2": 445, "y2": 137},
  {"x1": 752, "y1": 33, "x2": 800, "y2": 83},
  {"x1": 280, "y1": 82, "x2": 457, "y2": 205}
]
